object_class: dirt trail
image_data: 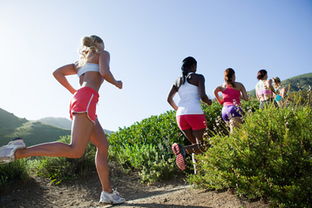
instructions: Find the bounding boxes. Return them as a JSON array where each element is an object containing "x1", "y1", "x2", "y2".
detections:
[{"x1": 0, "y1": 170, "x2": 268, "y2": 208}]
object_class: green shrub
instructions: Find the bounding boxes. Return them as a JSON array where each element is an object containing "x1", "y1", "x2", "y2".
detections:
[
  {"x1": 33, "y1": 136, "x2": 96, "y2": 184},
  {"x1": 202, "y1": 101, "x2": 226, "y2": 136},
  {"x1": 203, "y1": 99, "x2": 259, "y2": 136},
  {"x1": 188, "y1": 105, "x2": 312, "y2": 207},
  {"x1": 288, "y1": 90, "x2": 312, "y2": 108},
  {"x1": 108, "y1": 100, "x2": 259, "y2": 183},
  {"x1": 0, "y1": 159, "x2": 29, "y2": 186},
  {"x1": 109, "y1": 111, "x2": 183, "y2": 183}
]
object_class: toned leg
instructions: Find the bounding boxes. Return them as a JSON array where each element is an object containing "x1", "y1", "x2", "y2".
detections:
[
  {"x1": 229, "y1": 117, "x2": 242, "y2": 133},
  {"x1": 183, "y1": 129, "x2": 206, "y2": 174},
  {"x1": 15, "y1": 114, "x2": 93, "y2": 159},
  {"x1": 182, "y1": 129, "x2": 208, "y2": 154},
  {"x1": 89, "y1": 119, "x2": 112, "y2": 193},
  {"x1": 181, "y1": 129, "x2": 196, "y2": 144},
  {"x1": 192, "y1": 128, "x2": 205, "y2": 144}
]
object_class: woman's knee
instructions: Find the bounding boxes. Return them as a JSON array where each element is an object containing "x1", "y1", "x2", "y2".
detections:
[
  {"x1": 69, "y1": 144, "x2": 86, "y2": 158},
  {"x1": 97, "y1": 142, "x2": 109, "y2": 154},
  {"x1": 92, "y1": 135, "x2": 109, "y2": 151}
]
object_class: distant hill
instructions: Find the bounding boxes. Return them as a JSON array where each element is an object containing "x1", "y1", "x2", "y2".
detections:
[
  {"x1": 38, "y1": 117, "x2": 72, "y2": 130},
  {"x1": 38, "y1": 117, "x2": 113, "y2": 134},
  {"x1": 248, "y1": 72, "x2": 312, "y2": 96},
  {"x1": 0, "y1": 108, "x2": 70, "y2": 146},
  {"x1": 282, "y1": 72, "x2": 312, "y2": 91},
  {"x1": 0, "y1": 108, "x2": 27, "y2": 136}
]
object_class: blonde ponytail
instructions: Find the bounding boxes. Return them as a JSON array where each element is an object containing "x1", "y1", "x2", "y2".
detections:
[{"x1": 77, "y1": 35, "x2": 103, "y2": 68}]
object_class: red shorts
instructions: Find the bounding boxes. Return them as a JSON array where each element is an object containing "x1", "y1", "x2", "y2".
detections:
[
  {"x1": 69, "y1": 87, "x2": 99, "y2": 123},
  {"x1": 176, "y1": 114, "x2": 207, "y2": 131}
]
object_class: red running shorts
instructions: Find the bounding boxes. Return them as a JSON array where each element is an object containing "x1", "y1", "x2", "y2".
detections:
[
  {"x1": 176, "y1": 114, "x2": 207, "y2": 131},
  {"x1": 69, "y1": 87, "x2": 99, "y2": 123}
]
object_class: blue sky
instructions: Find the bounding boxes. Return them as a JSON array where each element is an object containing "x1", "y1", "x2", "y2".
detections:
[{"x1": 0, "y1": 0, "x2": 311, "y2": 131}]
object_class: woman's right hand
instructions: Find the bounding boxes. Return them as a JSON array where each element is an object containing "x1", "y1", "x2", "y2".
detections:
[{"x1": 115, "y1": 80, "x2": 123, "y2": 89}]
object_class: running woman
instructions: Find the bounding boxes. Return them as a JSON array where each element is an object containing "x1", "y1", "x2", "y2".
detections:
[
  {"x1": 214, "y1": 68, "x2": 248, "y2": 133},
  {"x1": 272, "y1": 77, "x2": 288, "y2": 107},
  {"x1": 0, "y1": 35, "x2": 125, "y2": 205},
  {"x1": 167, "y1": 56, "x2": 212, "y2": 171},
  {"x1": 255, "y1": 69, "x2": 277, "y2": 109}
]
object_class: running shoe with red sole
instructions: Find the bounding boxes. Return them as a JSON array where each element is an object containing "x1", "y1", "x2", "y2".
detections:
[{"x1": 171, "y1": 143, "x2": 186, "y2": 171}]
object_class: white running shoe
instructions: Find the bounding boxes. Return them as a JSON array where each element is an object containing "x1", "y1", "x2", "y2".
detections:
[
  {"x1": 0, "y1": 138, "x2": 26, "y2": 164},
  {"x1": 99, "y1": 189, "x2": 125, "y2": 204}
]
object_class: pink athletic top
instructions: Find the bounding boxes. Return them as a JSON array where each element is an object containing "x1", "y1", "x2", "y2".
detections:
[{"x1": 222, "y1": 86, "x2": 241, "y2": 106}]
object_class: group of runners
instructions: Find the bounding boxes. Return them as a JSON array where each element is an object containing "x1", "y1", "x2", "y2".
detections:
[
  {"x1": 168, "y1": 57, "x2": 287, "y2": 173},
  {"x1": 0, "y1": 35, "x2": 287, "y2": 205}
]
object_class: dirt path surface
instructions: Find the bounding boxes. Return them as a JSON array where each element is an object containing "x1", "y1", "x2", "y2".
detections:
[{"x1": 0, "y1": 170, "x2": 269, "y2": 208}]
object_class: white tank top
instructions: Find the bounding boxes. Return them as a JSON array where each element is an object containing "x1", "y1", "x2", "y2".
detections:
[
  {"x1": 176, "y1": 73, "x2": 204, "y2": 116},
  {"x1": 77, "y1": 63, "x2": 99, "y2": 77}
]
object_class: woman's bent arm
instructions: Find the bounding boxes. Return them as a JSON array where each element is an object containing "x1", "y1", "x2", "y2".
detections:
[
  {"x1": 167, "y1": 86, "x2": 178, "y2": 111},
  {"x1": 197, "y1": 75, "x2": 212, "y2": 105},
  {"x1": 214, "y1": 86, "x2": 223, "y2": 105},
  {"x1": 99, "y1": 51, "x2": 122, "y2": 89},
  {"x1": 239, "y1": 83, "x2": 249, "y2": 101},
  {"x1": 53, "y1": 64, "x2": 77, "y2": 94}
]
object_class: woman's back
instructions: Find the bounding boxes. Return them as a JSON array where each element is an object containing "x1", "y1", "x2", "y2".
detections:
[
  {"x1": 177, "y1": 73, "x2": 203, "y2": 115},
  {"x1": 256, "y1": 80, "x2": 273, "y2": 101},
  {"x1": 76, "y1": 51, "x2": 104, "y2": 91},
  {"x1": 222, "y1": 84, "x2": 241, "y2": 106}
]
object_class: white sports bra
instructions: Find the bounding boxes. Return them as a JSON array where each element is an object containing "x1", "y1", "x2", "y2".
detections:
[{"x1": 77, "y1": 63, "x2": 99, "y2": 77}]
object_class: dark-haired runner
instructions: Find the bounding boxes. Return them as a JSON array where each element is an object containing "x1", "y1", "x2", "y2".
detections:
[
  {"x1": 214, "y1": 68, "x2": 248, "y2": 133},
  {"x1": 167, "y1": 56, "x2": 212, "y2": 171}
]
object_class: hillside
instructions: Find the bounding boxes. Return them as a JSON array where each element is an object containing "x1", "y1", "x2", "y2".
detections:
[
  {"x1": 248, "y1": 72, "x2": 312, "y2": 96},
  {"x1": 0, "y1": 108, "x2": 70, "y2": 146},
  {"x1": 0, "y1": 108, "x2": 27, "y2": 136},
  {"x1": 38, "y1": 117, "x2": 72, "y2": 130},
  {"x1": 39, "y1": 117, "x2": 113, "y2": 134},
  {"x1": 282, "y1": 72, "x2": 312, "y2": 91}
]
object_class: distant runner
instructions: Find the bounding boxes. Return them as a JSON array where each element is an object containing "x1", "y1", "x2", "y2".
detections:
[
  {"x1": 255, "y1": 69, "x2": 277, "y2": 108},
  {"x1": 214, "y1": 68, "x2": 248, "y2": 133}
]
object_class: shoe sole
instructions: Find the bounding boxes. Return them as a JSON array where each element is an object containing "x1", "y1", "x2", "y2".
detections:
[
  {"x1": 99, "y1": 200, "x2": 125, "y2": 205},
  {"x1": 172, "y1": 143, "x2": 186, "y2": 171}
]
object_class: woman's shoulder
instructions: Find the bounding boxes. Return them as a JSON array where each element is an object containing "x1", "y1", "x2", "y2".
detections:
[
  {"x1": 174, "y1": 76, "x2": 183, "y2": 88},
  {"x1": 235, "y1": 81, "x2": 245, "y2": 87},
  {"x1": 234, "y1": 82, "x2": 247, "y2": 91},
  {"x1": 95, "y1": 50, "x2": 110, "y2": 63},
  {"x1": 256, "y1": 80, "x2": 263, "y2": 87},
  {"x1": 214, "y1": 83, "x2": 226, "y2": 91},
  {"x1": 97, "y1": 50, "x2": 110, "y2": 56},
  {"x1": 190, "y1": 73, "x2": 205, "y2": 81},
  {"x1": 193, "y1": 72, "x2": 204, "y2": 77}
]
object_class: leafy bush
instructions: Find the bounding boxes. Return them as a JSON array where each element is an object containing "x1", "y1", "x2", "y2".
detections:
[
  {"x1": 288, "y1": 90, "x2": 312, "y2": 108},
  {"x1": 109, "y1": 111, "x2": 183, "y2": 183},
  {"x1": 203, "y1": 99, "x2": 259, "y2": 136},
  {"x1": 32, "y1": 136, "x2": 96, "y2": 184},
  {"x1": 0, "y1": 159, "x2": 29, "y2": 186},
  {"x1": 188, "y1": 105, "x2": 312, "y2": 207},
  {"x1": 108, "y1": 99, "x2": 259, "y2": 183}
]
